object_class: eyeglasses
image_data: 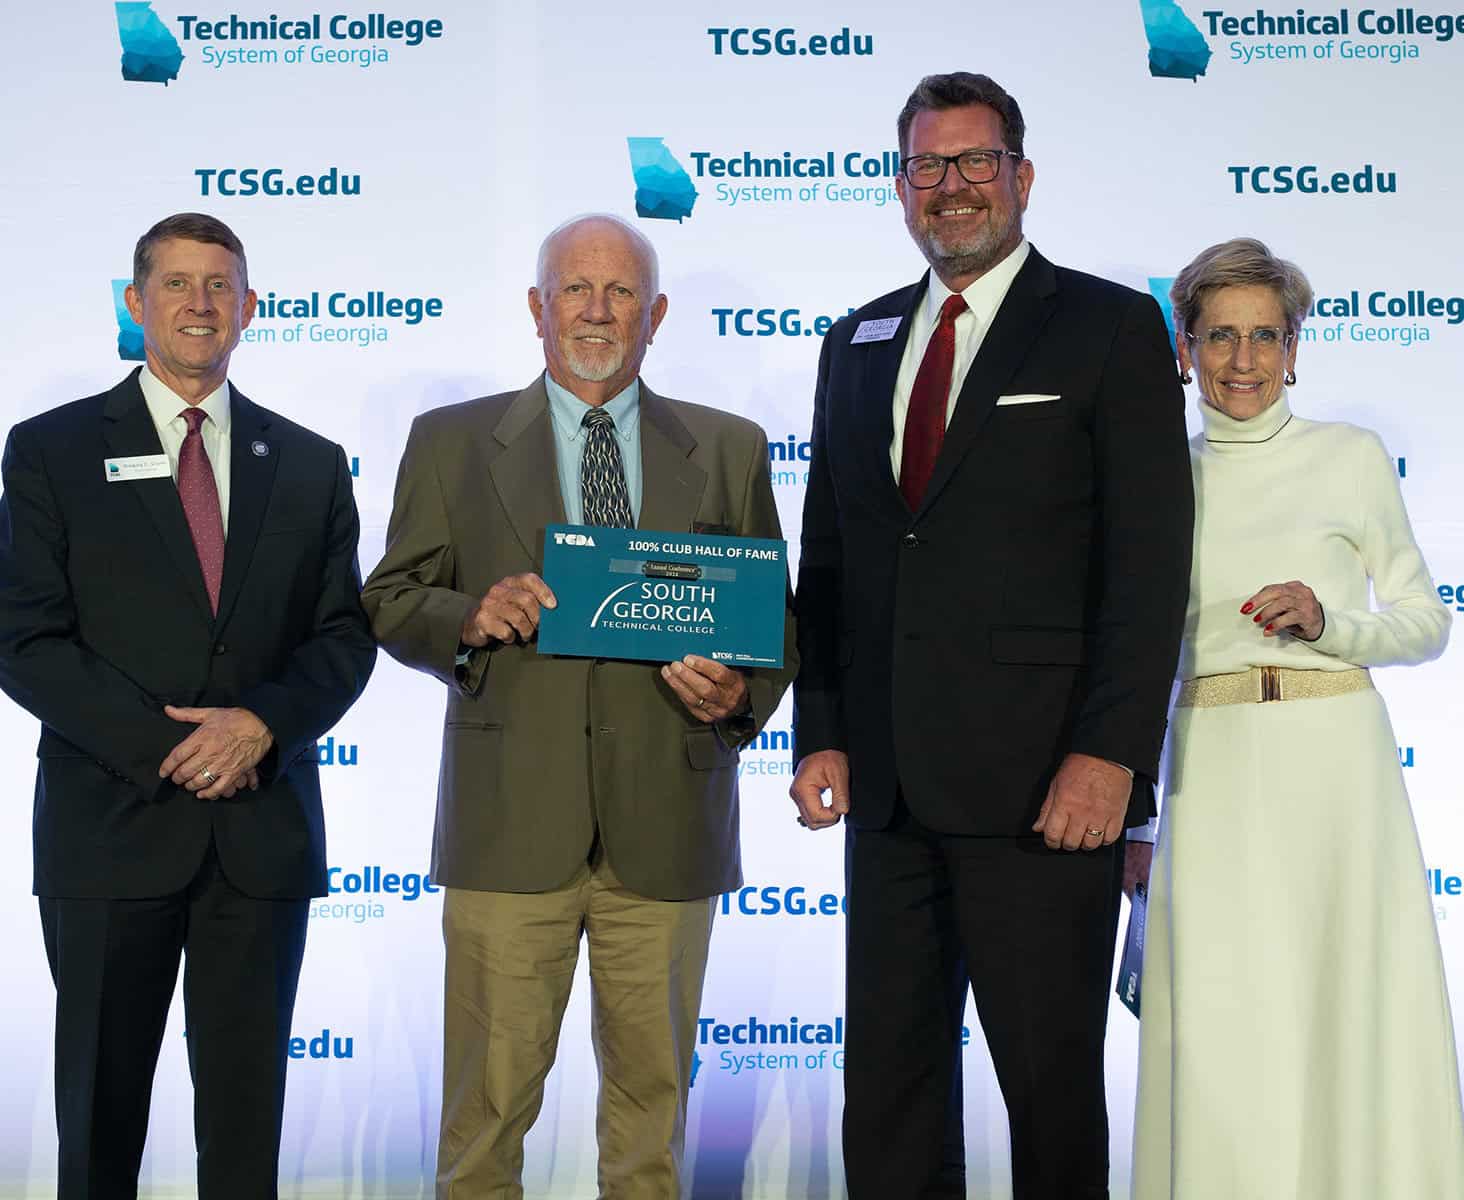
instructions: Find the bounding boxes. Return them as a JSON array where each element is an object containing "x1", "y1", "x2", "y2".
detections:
[
  {"x1": 1184, "y1": 326, "x2": 1294, "y2": 355},
  {"x1": 900, "y1": 148, "x2": 1022, "y2": 189}
]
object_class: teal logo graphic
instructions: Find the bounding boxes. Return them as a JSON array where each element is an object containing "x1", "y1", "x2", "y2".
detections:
[
  {"x1": 1147, "y1": 276, "x2": 1178, "y2": 346},
  {"x1": 116, "y1": 2, "x2": 183, "y2": 83},
  {"x1": 112, "y1": 280, "x2": 144, "y2": 361},
  {"x1": 627, "y1": 137, "x2": 698, "y2": 222},
  {"x1": 1138, "y1": 0, "x2": 1211, "y2": 79}
]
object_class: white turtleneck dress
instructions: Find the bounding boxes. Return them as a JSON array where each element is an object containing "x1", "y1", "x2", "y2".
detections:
[{"x1": 1131, "y1": 392, "x2": 1464, "y2": 1199}]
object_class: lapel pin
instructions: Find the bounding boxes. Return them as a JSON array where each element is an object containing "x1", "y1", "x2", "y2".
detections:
[{"x1": 251, "y1": 441, "x2": 269, "y2": 457}]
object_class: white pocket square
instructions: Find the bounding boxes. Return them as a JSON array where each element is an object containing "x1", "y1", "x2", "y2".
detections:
[{"x1": 996, "y1": 393, "x2": 1061, "y2": 406}]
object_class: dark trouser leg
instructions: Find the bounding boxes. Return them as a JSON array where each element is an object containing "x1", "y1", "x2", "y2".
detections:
[
  {"x1": 183, "y1": 847, "x2": 308, "y2": 1200},
  {"x1": 948, "y1": 836, "x2": 1123, "y2": 1200},
  {"x1": 842, "y1": 813, "x2": 968, "y2": 1200},
  {"x1": 40, "y1": 891, "x2": 187, "y2": 1200}
]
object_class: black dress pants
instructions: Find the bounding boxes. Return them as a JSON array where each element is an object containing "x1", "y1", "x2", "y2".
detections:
[
  {"x1": 842, "y1": 797, "x2": 1124, "y2": 1200},
  {"x1": 40, "y1": 839, "x2": 309, "y2": 1200}
]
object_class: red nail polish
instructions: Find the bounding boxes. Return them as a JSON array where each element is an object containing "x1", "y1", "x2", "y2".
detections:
[
  {"x1": 1240, "y1": 603, "x2": 1254, "y2": 614},
  {"x1": 1264, "y1": 623, "x2": 1274, "y2": 632},
  {"x1": 1253, "y1": 614, "x2": 1263, "y2": 623}
]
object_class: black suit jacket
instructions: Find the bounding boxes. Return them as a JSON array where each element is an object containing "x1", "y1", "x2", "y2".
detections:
[
  {"x1": 0, "y1": 368, "x2": 376, "y2": 899},
  {"x1": 793, "y1": 247, "x2": 1194, "y2": 834}
]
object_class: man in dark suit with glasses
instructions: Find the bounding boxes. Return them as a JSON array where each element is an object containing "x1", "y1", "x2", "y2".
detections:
[{"x1": 790, "y1": 73, "x2": 1194, "y2": 1199}]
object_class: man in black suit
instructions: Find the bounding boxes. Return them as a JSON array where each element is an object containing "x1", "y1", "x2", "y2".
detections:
[
  {"x1": 790, "y1": 74, "x2": 1193, "y2": 1198},
  {"x1": 0, "y1": 212, "x2": 376, "y2": 1200}
]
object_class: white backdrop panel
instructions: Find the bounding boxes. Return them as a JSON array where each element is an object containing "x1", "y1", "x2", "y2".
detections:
[{"x1": 1, "y1": 1, "x2": 1461, "y2": 1195}]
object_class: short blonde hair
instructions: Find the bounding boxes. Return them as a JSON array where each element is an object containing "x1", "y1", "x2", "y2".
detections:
[{"x1": 1170, "y1": 237, "x2": 1313, "y2": 336}]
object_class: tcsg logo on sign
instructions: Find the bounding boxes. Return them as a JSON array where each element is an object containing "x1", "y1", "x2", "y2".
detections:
[
  {"x1": 627, "y1": 138, "x2": 698, "y2": 222},
  {"x1": 711, "y1": 307, "x2": 853, "y2": 338},
  {"x1": 287, "y1": 1028, "x2": 355, "y2": 1060},
  {"x1": 195, "y1": 167, "x2": 362, "y2": 197},
  {"x1": 1226, "y1": 164, "x2": 1397, "y2": 195},
  {"x1": 692, "y1": 1018, "x2": 977, "y2": 1083},
  {"x1": 109, "y1": 274, "x2": 447, "y2": 356},
  {"x1": 311, "y1": 865, "x2": 439, "y2": 923},
  {"x1": 115, "y1": 2, "x2": 184, "y2": 83},
  {"x1": 1138, "y1": 0, "x2": 1212, "y2": 78},
  {"x1": 113, "y1": 3, "x2": 446, "y2": 80},
  {"x1": 704, "y1": 27, "x2": 874, "y2": 57},
  {"x1": 1137, "y1": 2, "x2": 1457, "y2": 77}
]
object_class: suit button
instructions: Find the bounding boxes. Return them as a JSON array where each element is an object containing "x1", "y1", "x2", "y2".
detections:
[
  {"x1": 901, "y1": 533, "x2": 920, "y2": 548},
  {"x1": 213, "y1": 643, "x2": 228, "y2": 656}
]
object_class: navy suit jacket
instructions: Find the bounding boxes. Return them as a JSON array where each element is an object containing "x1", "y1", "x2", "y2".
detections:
[
  {"x1": 0, "y1": 368, "x2": 376, "y2": 899},
  {"x1": 793, "y1": 247, "x2": 1194, "y2": 833}
]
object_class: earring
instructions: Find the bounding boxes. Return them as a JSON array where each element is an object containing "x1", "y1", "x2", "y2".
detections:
[
  {"x1": 1179, "y1": 370, "x2": 1192, "y2": 385},
  {"x1": 1284, "y1": 369, "x2": 1297, "y2": 386}
]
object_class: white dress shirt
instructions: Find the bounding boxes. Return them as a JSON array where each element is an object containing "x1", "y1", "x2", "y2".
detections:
[
  {"x1": 138, "y1": 365, "x2": 232, "y2": 532},
  {"x1": 888, "y1": 238, "x2": 1031, "y2": 476}
]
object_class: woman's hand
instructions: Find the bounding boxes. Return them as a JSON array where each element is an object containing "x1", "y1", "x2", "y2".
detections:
[{"x1": 1241, "y1": 580, "x2": 1325, "y2": 642}]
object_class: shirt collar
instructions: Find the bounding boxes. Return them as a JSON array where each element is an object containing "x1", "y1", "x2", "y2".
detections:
[
  {"x1": 1199, "y1": 388, "x2": 1294, "y2": 447},
  {"x1": 545, "y1": 371, "x2": 641, "y2": 443},
  {"x1": 139, "y1": 365, "x2": 232, "y2": 435},
  {"x1": 925, "y1": 237, "x2": 1031, "y2": 327}
]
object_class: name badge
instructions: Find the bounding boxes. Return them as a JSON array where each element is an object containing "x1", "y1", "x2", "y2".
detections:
[
  {"x1": 104, "y1": 454, "x2": 171, "y2": 482},
  {"x1": 851, "y1": 317, "x2": 902, "y2": 344}
]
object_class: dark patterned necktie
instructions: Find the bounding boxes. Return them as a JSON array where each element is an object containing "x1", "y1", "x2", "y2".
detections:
[
  {"x1": 899, "y1": 292, "x2": 968, "y2": 510},
  {"x1": 580, "y1": 409, "x2": 634, "y2": 528},
  {"x1": 177, "y1": 407, "x2": 225, "y2": 614}
]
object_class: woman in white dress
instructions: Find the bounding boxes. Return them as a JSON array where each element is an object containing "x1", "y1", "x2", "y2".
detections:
[{"x1": 1131, "y1": 237, "x2": 1464, "y2": 1199}]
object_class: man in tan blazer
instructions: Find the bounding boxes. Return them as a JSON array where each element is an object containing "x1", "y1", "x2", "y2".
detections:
[{"x1": 362, "y1": 214, "x2": 795, "y2": 1199}]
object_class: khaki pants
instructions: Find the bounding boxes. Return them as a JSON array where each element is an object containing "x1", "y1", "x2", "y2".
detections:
[{"x1": 437, "y1": 851, "x2": 714, "y2": 1199}]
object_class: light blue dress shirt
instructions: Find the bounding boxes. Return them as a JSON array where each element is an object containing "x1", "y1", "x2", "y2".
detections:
[
  {"x1": 544, "y1": 372, "x2": 643, "y2": 525},
  {"x1": 454, "y1": 374, "x2": 645, "y2": 670}
]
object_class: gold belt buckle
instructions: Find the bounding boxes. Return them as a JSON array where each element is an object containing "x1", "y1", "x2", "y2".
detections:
[{"x1": 1257, "y1": 664, "x2": 1282, "y2": 702}]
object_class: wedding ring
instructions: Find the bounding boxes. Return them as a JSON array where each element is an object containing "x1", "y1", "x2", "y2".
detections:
[
  {"x1": 697, "y1": 697, "x2": 706, "y2": 708},
  {"x1": 1085, "y1": 827, "x2": 1103, "y2": 837},
  {"x1": 200, "y1": 768, "x2": 217, "y2": 784}
]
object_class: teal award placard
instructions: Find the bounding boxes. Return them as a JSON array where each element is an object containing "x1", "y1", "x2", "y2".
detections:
[{"x1": 537, "y1": 525, "x2": 786, "y2": 667}]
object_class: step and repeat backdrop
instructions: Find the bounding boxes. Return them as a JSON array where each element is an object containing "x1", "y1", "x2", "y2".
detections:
[{"x1": 2, "y1": 1, "x2": 1462, "y2": 1196}]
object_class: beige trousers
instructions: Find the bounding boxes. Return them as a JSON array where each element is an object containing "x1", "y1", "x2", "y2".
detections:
[{"x1": 437, "y1": 851, "x2": 714, "y2": 1200}]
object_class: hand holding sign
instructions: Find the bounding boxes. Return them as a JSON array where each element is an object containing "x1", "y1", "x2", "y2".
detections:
[
  {"x1": 461, "y1": 573, "x2": 557, "y2": 647},
  {"x1": 660, "y1": 656, "x2": 751, "y2": 722}
]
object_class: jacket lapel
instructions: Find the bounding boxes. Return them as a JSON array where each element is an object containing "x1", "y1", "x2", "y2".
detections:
[
  {"x1": 487, "y1": 376, "x2": 706, "y2": 554},
  {"x1": 637, "y1": 383, "x2": 705, "y2": 533},
  {"x1": 101, "y1": 370, "x2": 213, "y2": 621},
  {"x1": 916, "y1": 248, "x2": 1059, "y2": 517},
  {"x1": 488, "y1": 376, "x2": 566, "y2": 565},
  {"x1": 854, "y1": 281, "x2": 925, "y2": 522},
  {"x1": 214, "y1": 387, "x2": 278, "y2": 629}
]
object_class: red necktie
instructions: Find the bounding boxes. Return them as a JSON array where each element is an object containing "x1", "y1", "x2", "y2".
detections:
[
  {"x1": 178, "y1": 407, "x2": 225, "y2": 614},
  {"x1": 899, "y1": 293, "x2": 967, "y2": 510}
]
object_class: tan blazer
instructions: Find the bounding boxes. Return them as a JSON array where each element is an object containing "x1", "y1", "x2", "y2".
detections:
[{"x1": 362, "y1": 376, "x2": 796, "y2": 901}]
